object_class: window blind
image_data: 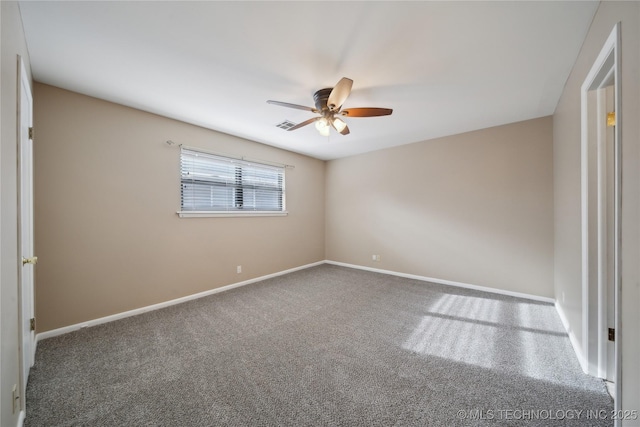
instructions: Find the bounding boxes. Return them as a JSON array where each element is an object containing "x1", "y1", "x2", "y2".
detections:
[{"x1": 180, "y1": 148, "x2": 285, "y2": 212}]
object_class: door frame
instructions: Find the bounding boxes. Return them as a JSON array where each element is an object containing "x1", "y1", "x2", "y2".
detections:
[{"x1": 580, "y1": 22, "x2": 621, "y2": 417}]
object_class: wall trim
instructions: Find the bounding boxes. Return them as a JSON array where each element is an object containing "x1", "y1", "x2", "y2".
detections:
[
  {"x1": 36, "y1": 261, "x2": 325, "y2": 342},
  {"x1": 17, "y1": 410, "x2": 25, "y2": 427},
  {"x1": 555, "y1": 301, "x2": 588, "y2": 374},
  {"x1": 325, "y1": 260, "x2": 555, "y2": 303}
]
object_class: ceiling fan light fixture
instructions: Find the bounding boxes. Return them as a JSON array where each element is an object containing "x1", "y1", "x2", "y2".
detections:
[
  {"x1": 315, "y1": 117, "x2": 329, "y2": 132},
  {"x1": 318, "y1": 125, "x2": 330, "y2": 137},
  {"x1": 332, "y1": 117, "x2": 347, "y2": 132}
]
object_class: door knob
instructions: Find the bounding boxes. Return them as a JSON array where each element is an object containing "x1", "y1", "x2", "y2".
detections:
[{"x1": 22, "y1": 256, "x2": 38, "y2": 266}]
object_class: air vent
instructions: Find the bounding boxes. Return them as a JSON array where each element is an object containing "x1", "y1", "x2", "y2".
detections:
[{"x1": 276, "y1": 120, "x2": 297, "y2": 130}]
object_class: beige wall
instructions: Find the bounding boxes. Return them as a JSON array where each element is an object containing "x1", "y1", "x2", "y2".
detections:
[
  {"x1": 326, "y1": 116, "x2": 554, "y2": 298},
  {"x1": 553, "y1": 1, "x2": 640, "y2": 419},
  {"x1": 1, "y1": 2, "x2": 32, "y2": 426},
  {"x1": 33, "y1": 84, "x2": 325, "y2": 332}
]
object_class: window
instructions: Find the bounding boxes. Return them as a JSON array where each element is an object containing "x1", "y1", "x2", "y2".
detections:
[{"x1": 179, "y1": 147, "x2": 286, "y2": 217}]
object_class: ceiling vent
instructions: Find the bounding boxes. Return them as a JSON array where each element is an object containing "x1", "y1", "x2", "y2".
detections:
[{"x1": 276, "y1": 120, "x2": 297, "y2": 130}]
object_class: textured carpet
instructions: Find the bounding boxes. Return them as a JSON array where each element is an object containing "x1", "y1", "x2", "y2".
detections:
[{"x1": 26, "y1": 265, "x2": 613, "y2": 426}]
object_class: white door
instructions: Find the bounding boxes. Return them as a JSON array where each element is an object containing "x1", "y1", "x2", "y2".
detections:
[{"x1": 18, "y1": 56, "x2": 36, "y2": 403}]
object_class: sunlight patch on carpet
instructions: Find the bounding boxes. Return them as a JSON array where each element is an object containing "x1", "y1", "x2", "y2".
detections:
[{"x1": 402, "y1": 293, "x2": 580, "y2": 386}]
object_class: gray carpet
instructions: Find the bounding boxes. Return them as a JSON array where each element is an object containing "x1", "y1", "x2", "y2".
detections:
[{"x1": 26, "y1": 265, "x2": 613, "y2": 426}]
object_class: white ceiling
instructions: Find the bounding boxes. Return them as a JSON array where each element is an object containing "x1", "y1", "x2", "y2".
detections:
[{"x1": 19, "y1": 1, "x2": 598, "y2": 160}]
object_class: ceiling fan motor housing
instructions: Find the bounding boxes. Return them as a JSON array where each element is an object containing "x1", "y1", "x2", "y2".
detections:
[{"x1": 313, "y1": 88, "x2": 333, "y2": 112}]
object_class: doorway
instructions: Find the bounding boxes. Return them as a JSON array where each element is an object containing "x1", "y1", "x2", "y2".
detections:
[{"x1": 580, "y1": 23, "x2": 621, "y2": 418}]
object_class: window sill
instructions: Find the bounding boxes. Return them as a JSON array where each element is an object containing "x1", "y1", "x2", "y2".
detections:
[{"x1": 177, "y1": 211, "x2": 288, "y2": 218}]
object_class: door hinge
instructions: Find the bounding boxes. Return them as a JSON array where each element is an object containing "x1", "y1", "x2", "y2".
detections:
[
  {"x1": 28, "y1": 127, "x2": 34, "y2": 140},
  {"x1": 608, "y1": 327, "x2": 615, "y2": 342},
  {"x1": 607, "y1": 112, "x2": 616, "y2": 127},
  {"x1": 30, "y1": 318, "x2": 36, "y2": 332}
]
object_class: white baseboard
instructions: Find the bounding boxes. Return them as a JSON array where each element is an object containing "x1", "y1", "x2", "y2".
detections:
[
  {"x1": 555, "y1": 301, "x2": 588, "y2": 374},
  {"x1": 36, "y1": 261, "x2": 325, "y2": 342},
  {"x1": 17, "y1": 410, "x2": 25, "y2": 427},
  {"x1": 36, "y1": 259, "x2": 556, "y2": 344},
  {"x1": 325, "y1": 260, "x2": 556, "y2": 304},
  {"x1": 26, "y1": 259, "x2": 597, "y2": 423}
]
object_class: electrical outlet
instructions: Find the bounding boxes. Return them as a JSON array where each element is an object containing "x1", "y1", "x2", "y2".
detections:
[
  {"x1": 372, "y1": 255, "x2": 376, "y2": 261},
  {"x1": 237, "y1": 265, "x2": 242, "y2": 274},
  {"x1": 376, "y1": 255, "x2": 381, "y2": 262}
]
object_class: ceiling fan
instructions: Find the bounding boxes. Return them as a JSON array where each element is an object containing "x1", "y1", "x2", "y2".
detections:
[{"x1": 267, "y1": 77, "x2": 392, "y2": 136}]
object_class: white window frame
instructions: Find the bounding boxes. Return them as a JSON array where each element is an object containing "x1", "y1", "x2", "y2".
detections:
[{"x1": 177, "y1": 147, "x2": 287, "y2": 218}]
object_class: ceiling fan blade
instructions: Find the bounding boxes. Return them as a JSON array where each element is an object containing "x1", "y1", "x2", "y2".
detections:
[
  {"x1": 341, "y1": 108, "x2": 393, "y2": 117},
  {"x1": 287, "y1": 117, "x2": 319, "y2": 131},
  {"x1": 327, "y1": 77, "x2": 353, "y2": 111},
  {"x1": 267, "y1": 100, "x2": 318, "y2": 113}
]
